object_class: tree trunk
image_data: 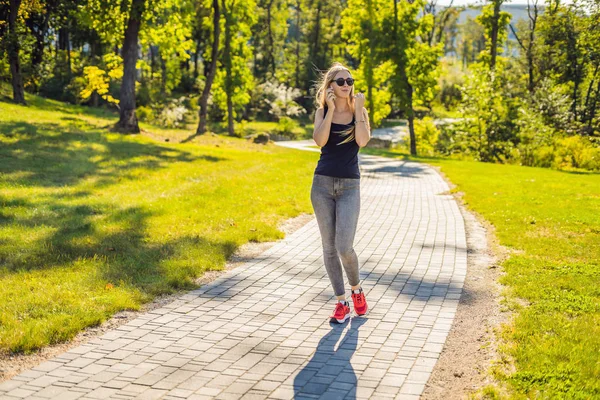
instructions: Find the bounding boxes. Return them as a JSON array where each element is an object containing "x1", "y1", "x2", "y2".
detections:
[
  {"x1": 393, "y1": 0, "x2": 416, "y2": 155},
  {"x1": 29, "y1": 11, "x2": 50, "y2": 70},
  {"x1": 583, "y1": 63, "x2": 599, "y2": 125},
  {"x1": 527, "y1": 0, "x2": 538, "y2": 93},
  {"x1": 116, "y1": 0, "x2": 146, "y2": 134},
  {"x1": 8, "y1": 0, "x2": 26, "y2": 104},
  {"x1": 159, "y1": 49, "x2": 167, "y2": 95},
  {"x1": 407, "y1": 83, "x2": 417, "y2": 156},
  {"x1": 266, "y1": 0, "x2": 276, "y2": 77},
  {"x1": 222, "y1": 0, "x2": 235, "y2": 136},
  {"x1": 490, "y1": 0, "x2": 501, "y2": 70},
  {"x1": 587, "y1": 79, "x2": 600, "y2": 130},
  {"x1": 193, "y1": 39, "x2": 201, "y2": 80},
  {"x1": 295, "y1": 0, "x2": 301, "y2": 88},
  {"x1": 197, "y1": 0, "x2": 221, "y2": 135}
]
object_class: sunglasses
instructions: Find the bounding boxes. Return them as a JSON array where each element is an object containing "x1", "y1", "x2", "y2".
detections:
[{"x1": 333, "y1": 77, "x2": 354, "y2": 87}]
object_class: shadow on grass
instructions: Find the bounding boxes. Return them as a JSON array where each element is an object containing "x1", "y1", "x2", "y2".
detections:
[
  {"x1": 0, "y1": 91, "x2": 118, "y2": 121},
  {"x1": 0, "y1": 115, "x2": 235, "y2": 294},
  {"x1": 0, "y1": 120, "x2": 225, "y2": 188},
  {"x1": 0, "y1": 192, "x2": 240, "y2": 298}
]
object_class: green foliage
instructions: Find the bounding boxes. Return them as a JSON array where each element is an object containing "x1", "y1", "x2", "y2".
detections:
[
  {"x1": 275, "y1": 116, "x2": 299, "y2": 137},
  {"x1": 380, "y1": 0, "x2": 441, "y2": 121},
  {"x1": 475, "y1": 2, "x2": 511, "y2": 67},
  {"x1": 414, "y1": 117, "x2": 440, "y2": 156},
  {"x1": 251, "y1": 0, "x2": 289, "y2": 80},
  {"x1": 140, "y1": 0, "x2": 195, "y2": 94},
  {"x1": 513, "y1": 104, "x2": 556, "y2": 167},
  {"x1": 136, "y1": 105, "x2": 155, "y2": 122},
  {"x1": 352, "y1": 61, "x2": 393, "y2": 127},
  {"x1": 457, "y1": 16, "x2": 486, "y2": 68},
  {"x1": 456, "y1": 62, "x2": 518, "y2": 162},
  {"x1": 407, "y1": 41, "x2": 444, "y2": 108},
  {"x1": 553, "y1": 135, "x2": 600, "y2": 171},
  {"x1": 436, "y1": 58, "x2": 464, "y2": 110},
  {"x1": 212, "y1": 0, "x2": 257, "y2": 124},
  {"x1": 397, "y1": 117, "x2": 440, "y2": 156}
]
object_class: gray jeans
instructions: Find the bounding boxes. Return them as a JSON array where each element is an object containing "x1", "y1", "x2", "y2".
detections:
[{"x1": 310, "y1": 173, "x2": 361, "y2": 296}]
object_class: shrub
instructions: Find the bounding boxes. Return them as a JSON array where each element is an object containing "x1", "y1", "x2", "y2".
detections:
[
  {"x1": 234, "y1": 120, "x2": 256, "y2": 138},
  {"x1": 273, "y1": 117, "x2": 301, "y2": 139},
  {"x1": 136, "y1": 106, "x2": 155, "y2": 123},
  {"x1": 396, "y1": 117, "x2": 441, "y2": 156},
  {"x1": 553, "y1": 136, "x2": 600, "y2": 171},
  {"x1": 414, "y1": 117, "x2": 440, "y2": 156},
  {"x1": 515, "y1": 105, "x2": 556, "y2": 167},
  {"x1": 252, "y1": 80, "x2": 306, "y2": 121},
  {"x1": 156, "y1": 97, "x2": 188, "y2": 128}
]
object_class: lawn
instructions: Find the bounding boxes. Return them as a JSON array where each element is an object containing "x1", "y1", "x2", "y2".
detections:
[
  {"x1": 362, "y1": 148, "x2": 600, "y2": 398},
  {"x1": 0, "y1": 91, "x2": 318, "y2": 353}
]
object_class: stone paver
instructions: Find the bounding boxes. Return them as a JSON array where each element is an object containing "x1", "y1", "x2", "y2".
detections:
[{"x1": 0, "y1": 146, "x2": 467, "y2": 399}]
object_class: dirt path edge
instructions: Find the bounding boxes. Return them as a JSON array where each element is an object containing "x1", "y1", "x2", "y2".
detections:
[{"x1": 421, "y1": 164, "x2": 514, "y2": 400}]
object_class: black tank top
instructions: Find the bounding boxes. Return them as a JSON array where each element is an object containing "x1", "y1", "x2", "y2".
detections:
[{"x1": 314, "y1": 106, "x2": 360, "y2": 179}]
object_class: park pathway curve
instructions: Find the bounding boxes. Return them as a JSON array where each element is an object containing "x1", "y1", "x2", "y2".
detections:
[{"x1": 0, "y1": 142, "x2": 467, "y2": 400}]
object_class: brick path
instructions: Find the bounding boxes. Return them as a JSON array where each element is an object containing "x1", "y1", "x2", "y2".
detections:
[{"x1": 0, "y1": 146, "x2": 467, "y2": 400}]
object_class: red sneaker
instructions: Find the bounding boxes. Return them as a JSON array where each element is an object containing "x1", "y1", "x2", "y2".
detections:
[
  {"x1": 351, "y1": 288, "x2": 368, "y2": 315},
  {"x1": 330, "y1": 301, "x2": 351, "y2": 323}
]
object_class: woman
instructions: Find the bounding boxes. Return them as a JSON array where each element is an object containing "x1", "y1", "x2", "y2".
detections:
[{"x1": 311, "y1": 62, "x2": 371, "y2": 324}]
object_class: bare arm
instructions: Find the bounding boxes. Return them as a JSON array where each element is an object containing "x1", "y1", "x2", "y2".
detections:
[
  {"x1": 355, "y1": 107, "x2": 371, "y2": 148},
  {"x1": 313, "y1": 107, "x2": 335, "y2": 147}
]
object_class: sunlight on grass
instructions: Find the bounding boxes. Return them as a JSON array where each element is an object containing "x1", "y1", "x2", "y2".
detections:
[
  {"x1": 0, "y1": 92, "x2": 318, "y2": 353},
  {"x1": 365, "y1": 147, "x2": 600, "y2": 398}
]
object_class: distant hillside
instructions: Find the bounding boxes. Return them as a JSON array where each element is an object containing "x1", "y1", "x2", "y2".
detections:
[
  {"x1": 443, "y1": 3, "x2": 543, "y2": 57},
  {"x1": 456, "y1": 3, "x2": 543, "y2": 24}
]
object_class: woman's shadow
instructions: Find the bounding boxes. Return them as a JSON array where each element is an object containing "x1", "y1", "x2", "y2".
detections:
[{"x1": 293, "y1": 316, "x2": 367, "y2": 399}]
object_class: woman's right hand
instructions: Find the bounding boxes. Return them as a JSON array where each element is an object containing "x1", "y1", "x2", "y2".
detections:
[{"x1": 325, "y1": 88, "x2": 336, "y2": 109}]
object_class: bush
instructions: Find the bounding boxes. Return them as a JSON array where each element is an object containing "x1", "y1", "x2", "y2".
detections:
[
  {"x1": 396, "y1": 117, "x2": 441, "y2": 156},
  {"x1": 553, "y1": 136, "x2": 600, "y2": 171},
  {"x1": 136, "y1": 106, "x2": 155, "y2": 123},
  {"x1": 414, "y1": 117, "x2": 440, "y2": 156},
  {"x1": 156, "y1": 97, "x2": 188, "y2": 128},
  {"x1": 515, "y1": 105, "x2": 556, "y2": 167},
  {"x1": 234, "y1": 120, "x2": 256, "y2": 138},
  {"x1": 274, "y1": 117, "x2": 300, "y2": 139},
  {"x1": 251, "y1": 80, "x2": 306, "y2": 121}
]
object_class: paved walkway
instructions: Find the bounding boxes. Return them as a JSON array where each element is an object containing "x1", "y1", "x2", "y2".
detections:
[{"x1": 0, "y1": 145, "x2": 467, "y2": 400}]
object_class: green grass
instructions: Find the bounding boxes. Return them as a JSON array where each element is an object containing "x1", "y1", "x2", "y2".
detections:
[
  {"x1": 362, "y1": 148, "x2": 600, "y2": 399},
  {"x1": 0, "y1": 90, "x2": 318, "y2": 353}
]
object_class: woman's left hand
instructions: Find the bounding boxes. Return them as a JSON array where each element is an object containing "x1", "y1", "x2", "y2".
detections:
[{"x1": 353, "y1": 93, "x2": 365, "y2": 112}]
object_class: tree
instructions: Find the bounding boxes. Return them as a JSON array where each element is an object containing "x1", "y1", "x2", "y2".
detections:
[
  {"x1": 457, "y1": 16, "x2": 485, "y2": 69},
  {"x1": 7, "y1": 0, "x2": 26, "y2": 104},
  {"x1": 381, "y1": 0, "x2": 440, "y2": 156},
  {"x1": 197, "y1": 0, "x2": 220, "y2": 134},
  {"x1": 216, "y1": 0, "x2": 257, "y2": 136},
  {"x1": 341, "y1": 0, "x2": 393, "y2": 126},
  {"x1": 252, "y1": 0, "x2": 288, "y2": 80},
  {"x1": 476, "y1": 0, "x2": 511, "y2": 70},
  {"x1": 115, "y1": 0, "x2": 147, "y2": 133},
  {"x1": 508, "y1": 0, "x2": 539, "y2": 94}
]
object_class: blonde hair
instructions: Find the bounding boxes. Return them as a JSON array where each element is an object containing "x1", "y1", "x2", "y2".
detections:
[{"x1": 314, "y1": 62, "x2": 356, "y2": 145}]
